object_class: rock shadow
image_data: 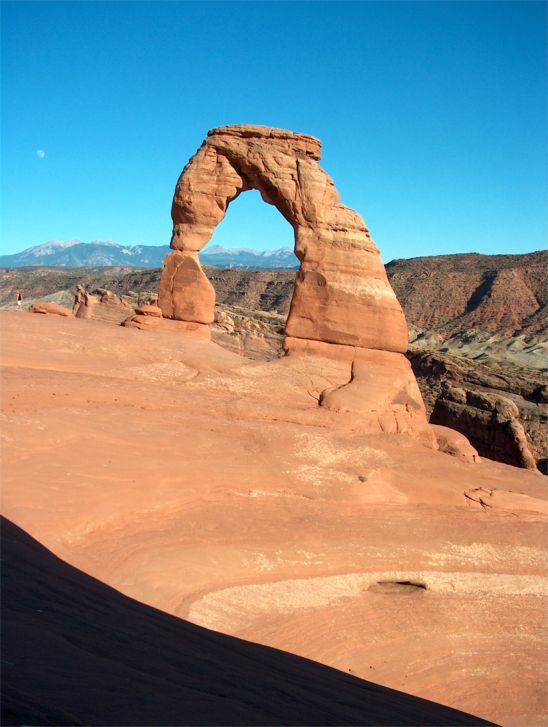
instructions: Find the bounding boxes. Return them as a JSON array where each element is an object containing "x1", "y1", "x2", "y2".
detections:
[{"x1": 1, "y1": 517, "x2": 497, "y2": 726}]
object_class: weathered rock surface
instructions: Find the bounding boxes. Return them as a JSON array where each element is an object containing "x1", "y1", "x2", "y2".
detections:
[
  {"x1": 2, "y1": 516, "x2": 498, "y2": 727},
  {"x1": 211, "y1": 305, "x2": 284, "y2": 360},
  {"x1": 29, "y1": 301, "x2": 73, "y2": 317},
  {"x1": 159, "y1": 125, "x2": 426, "y2": 437},
  {"x1": 123, "y1": 312, "x2": 210, "y2": 340},
  {"x1": 386, "y1": 250, "x2": 547, "y2": 339},
  {"x1": 74, "y1": 288, "x2": 135, "y2": 324},
  {"x1": 317, "y1": 349, "x2": 434, "y2": 444},
  {"x1": 430, "y1": 383, "x2": 539, "y2": 472},
  {"x1": 411, "y1": 350, "x2": 547, "y2": 472},
  {"x1": 160, "y1": 124, "x2": 408, "y2": 354},
  {"x1": 158, "y1": 252, "x2": 215, "y2": 324},
  {"x1": 134, "y1": 304, "x2": 162, "y2": 317},
  {"x1": 206, "y1": 267, "x2": 294, "y2": 315},
  {"x1": 1, "y1": 311, "x2": 546, "y2": 727},
  {"x1": 431, "y1": 424, "x2": 481, "y2": 464},
  {"x1": 464, "y1": 487, "x2": 548, "y2": 516},
  {"x1": 9, "y1": 256, "x2": 545, "y2": 469}
]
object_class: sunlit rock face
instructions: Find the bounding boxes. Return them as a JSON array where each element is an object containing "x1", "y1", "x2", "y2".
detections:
[
  {"x1": 159, "y1": 125, "x2": 434, "y2": 440},
  {"x1": 160, "y1": 124, "x2": 407, "y2": 352}
]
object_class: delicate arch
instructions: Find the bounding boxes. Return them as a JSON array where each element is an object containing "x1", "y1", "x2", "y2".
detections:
[{"x1": 158, "y1": 124, "x2": 408, "y2": 353}]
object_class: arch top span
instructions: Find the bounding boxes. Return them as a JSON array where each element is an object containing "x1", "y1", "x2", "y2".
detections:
[
  {"x1": 206, "y1": 124, "x2": 322, "y2": 160},
  {"x1": 159, "y1": 123, "x2": 409, "y2": 355}
]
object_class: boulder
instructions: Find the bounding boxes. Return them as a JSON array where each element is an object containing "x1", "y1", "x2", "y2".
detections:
[
  {"x1": 134, "y1": 305, "x2": 163, "y2": 318},
  {"x1": 431, "y1": 424, "x2": 481, "y2": 464},
  {"x1": 159, "y1": 252, "x2": 215, "y2": 324},
  {"x1": 29, "y1": 302, "x2": 72, "y2": 317}
]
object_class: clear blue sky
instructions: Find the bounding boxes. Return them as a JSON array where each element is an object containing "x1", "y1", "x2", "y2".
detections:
[{"x1": 1, "y1": 1, "x2": 546, "y2": 261}]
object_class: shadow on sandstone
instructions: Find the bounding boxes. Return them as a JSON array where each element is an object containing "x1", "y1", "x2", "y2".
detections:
[{"x1": 1, "y1": 517, "x2": 497, "y2": 727}]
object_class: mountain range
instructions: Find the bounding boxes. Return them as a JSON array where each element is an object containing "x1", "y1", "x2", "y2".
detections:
[{"x1": 0, "y1": 240, "x2": 299, "y2": 269}]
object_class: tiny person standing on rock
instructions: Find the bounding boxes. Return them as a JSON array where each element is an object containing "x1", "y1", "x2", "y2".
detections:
[{"x1": 15, "y1": 288, "x2": 22, "y2": 311}]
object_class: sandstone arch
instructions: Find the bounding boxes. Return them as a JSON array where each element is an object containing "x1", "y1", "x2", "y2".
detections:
[
  {"x1": 159, "y1": 125, "x2": 433, "y2": 440},
  {"x1": 159, "y1": 124, "x2": 408, "y2": 353}
]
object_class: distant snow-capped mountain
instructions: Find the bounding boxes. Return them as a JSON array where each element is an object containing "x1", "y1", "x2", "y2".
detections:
[
  {"x1": 9, "y1": 239, "x2": 86, "y2": 261},
  {"x1": 0, "y1": 240, "x2": 169, "y2": 268},
  {"x1": 0, "y1": 241, "x2": 299, "y2": 269},
  {"x1": 200, "y1": 245, "x2": 298, "y2": 268}
]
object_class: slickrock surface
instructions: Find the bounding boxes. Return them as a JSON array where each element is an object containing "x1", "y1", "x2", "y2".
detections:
[
  {"x1": 1, "y1": 311, "x2": 546, "y2": 727},
  {"x1": 1, "y1": 517, "x2": 495, "y2": 727},
  {"x1": 3, "y1": 258, "x2": 544, "y2": 470}
]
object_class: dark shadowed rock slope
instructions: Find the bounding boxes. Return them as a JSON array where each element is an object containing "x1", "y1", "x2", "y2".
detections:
[{"x1": 1, "y1": 517, "x2": 495, "y2": 727}]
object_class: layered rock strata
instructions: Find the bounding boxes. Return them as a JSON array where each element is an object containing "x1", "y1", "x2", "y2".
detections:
[
  {"x1": 123, "y1": 303, "x2": 210, "y2": 339},
  {"x1": 411, "y1": 350, "x2": 547, "y2": 472},
  {"x1": 431, "y1": 384, "x2": 539, "y2": 471},
  {"x1": 160, "y1": 125, "x2": 408, "y2": 352},
  {"x1": 29, "y1": 302, "x2": 73, "y2": 317},
  {"x1": 73, "y1": 288, "x2": 134, "y2": 325},
  {"x1": 159, "y1": 125, "x2": 430, "y2": 437}
]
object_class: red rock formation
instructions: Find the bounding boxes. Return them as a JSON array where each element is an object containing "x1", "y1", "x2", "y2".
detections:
[
  {"x1": 160, "y1": 125, "x2": 408, "y2": 352},
  {"x1": 134, "y1": 304, "x2": 162, "y2": 318},
  {"x1": 29, "y1": 302, "x2": 73, "y2": 317},
  {"x1": 464, "y1": 487, "x2": 548, "y2": 515},
  {"x1": 431, "y1": 384, "x2": 539, "y2": 471},
  {"x1": 74, "y1": 288, "x2": 134, "y2": 324},
  {"x1": 386, "y1": 251, "x2": 547, "y2": 337},
  {"x1": 124, "y1": 316, "x2": 210, "y2": 339},
  {"x1": 159, "y1": 125, "x2": 428, "y2": 438},
  {"x1": 431, "y1": 425, "x2": 481, "y2": 464},
  {"x1": 158, "y1": 252, "x2": 215, "y2": 324},
  {"x1": 409, "y1": 349, "x2": 547, "y2": 472},
  {"x1": 122, "y1": 303, "x2": 210, "y2": 339}
]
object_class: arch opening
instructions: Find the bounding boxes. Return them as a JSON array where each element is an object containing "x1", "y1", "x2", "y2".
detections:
[{"x1": 199, "y1": 189, "x2": 298, "y2": 361}]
